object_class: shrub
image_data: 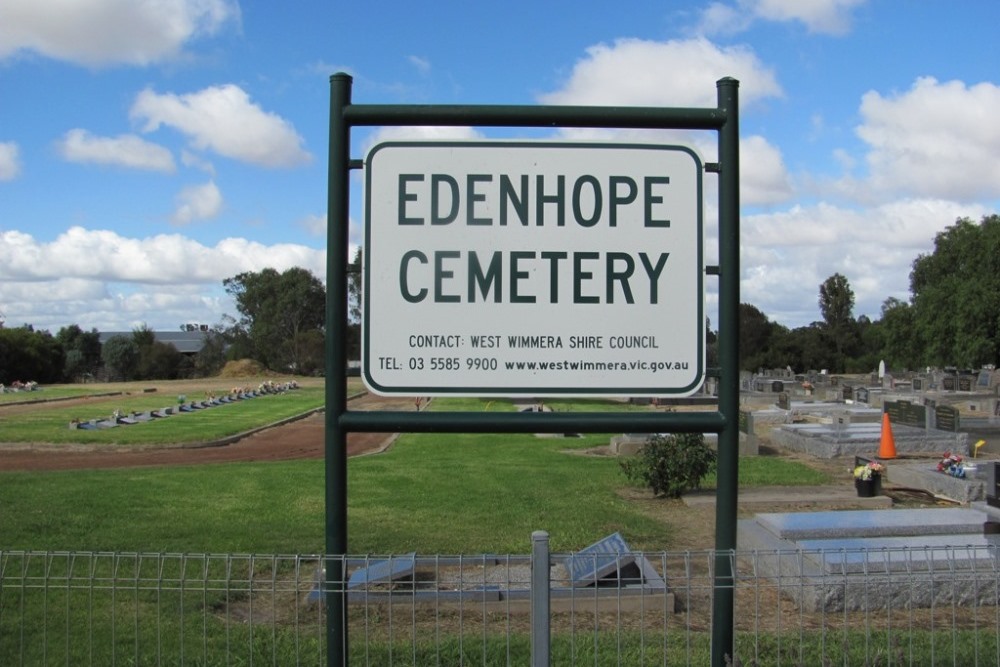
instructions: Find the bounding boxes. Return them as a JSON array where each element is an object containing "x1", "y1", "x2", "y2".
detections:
[{"x1": 620, "y1": 433, "x2": 717, "y2": 498}]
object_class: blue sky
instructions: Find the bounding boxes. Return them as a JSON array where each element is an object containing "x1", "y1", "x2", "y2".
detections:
[{"x1": 1, "y1": 0, "x2": 998, "y2": 334}]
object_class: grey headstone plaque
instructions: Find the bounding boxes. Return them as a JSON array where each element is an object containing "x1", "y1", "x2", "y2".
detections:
[
  {"x1": 347, "y1": 554, "x2": 416, "y2": 589},
  {"x1": 564, "y1": 532, "x2": 636, "y2": 586}
]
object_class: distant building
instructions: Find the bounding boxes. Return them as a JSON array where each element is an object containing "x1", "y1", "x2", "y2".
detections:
[{"x1": 97, "y1": 328, "x2": 215, "y2": 356}]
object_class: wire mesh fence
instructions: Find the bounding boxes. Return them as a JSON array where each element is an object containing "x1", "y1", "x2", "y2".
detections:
[{"x1": 2, "y1": 546, "x2": 999, "y2": 665}]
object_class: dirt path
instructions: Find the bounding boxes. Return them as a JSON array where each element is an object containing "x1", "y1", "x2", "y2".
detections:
[{"x1": 0, "y1": 394, "x2": 415, "y2": 472}]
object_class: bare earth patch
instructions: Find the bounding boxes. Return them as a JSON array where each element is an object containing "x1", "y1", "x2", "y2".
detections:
[{"x1": 0, "y1": 393, "x2": 415, "y2": 472}]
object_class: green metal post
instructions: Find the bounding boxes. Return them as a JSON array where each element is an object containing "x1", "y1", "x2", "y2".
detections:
[
  {"x1": 325, "y1": 72, "x2": 352, "y2": 667},
  {"x1": 711, "y1": 77, "x2": 741, "y2": 666}
]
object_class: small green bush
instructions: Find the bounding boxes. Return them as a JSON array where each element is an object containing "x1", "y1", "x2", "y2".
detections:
[{"x1": 620, "y1": 433, "x2": 717, "y2": 498}]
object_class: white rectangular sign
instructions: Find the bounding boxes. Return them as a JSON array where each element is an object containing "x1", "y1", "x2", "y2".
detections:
[{"x1": 363, "y1": 141, "x2": 704, "y2": 396}]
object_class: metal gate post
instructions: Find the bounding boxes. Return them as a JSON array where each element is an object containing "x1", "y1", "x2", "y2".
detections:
[
  {"x1": 531, "y1": 530, "x2": 551, "y2": 667},
  {"x1": 711, "y1": 76, "x2": 741, "y2": 667},
  {"x1": 325, "y1": 72, "x2": 353, "y2": 667}
]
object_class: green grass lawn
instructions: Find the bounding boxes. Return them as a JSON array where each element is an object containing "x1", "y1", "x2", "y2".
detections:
[{"x1": 0, "y1": 398, "x2": 829, "y2": 553}]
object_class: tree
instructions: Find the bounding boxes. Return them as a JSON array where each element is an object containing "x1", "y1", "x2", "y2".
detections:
[
  {"x1": 193, "y1": 329, "x2": 228, "y2": 377},
  {"x1": 878, "y1": 297, "x2": 920, "y2": 370},
  {"x1": 0, "y1": 326, "x2": 65, "y2": 384},
  {"x1": 139, "y1": 341, "x2": 184, "y2": 380},
  {"x1": 738, "y1": 303, "x2": 776, "y2": 371},
  {"x1": 818, "y1": 273, "x2": 858, "y2": 371},
  {"x1": 101, "y1": 335, "x2": 139, "y2": 381},
  {"x1": 348, "y1": 245, "x2": 362, "y2": 323},
  {"x1": 223, "y1": 267, "x2": 326, "y2": 371},
  {"x1": 819, "y1": 273, "x2": 855, "y2": 328},
  {"x1": 56, "y1": 324, "x2": 101, "y2": 380},
  {"x1": 346, "y1": 246, "x2": 363, "y2": 360},
  {"x1": 909, "y1": 215, "x2": 1000, "y2": 367}
]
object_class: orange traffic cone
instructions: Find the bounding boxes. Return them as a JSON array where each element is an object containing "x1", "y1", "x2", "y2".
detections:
[{"x1": 879, "y1": 412, "x2": 897, "y2": 459}]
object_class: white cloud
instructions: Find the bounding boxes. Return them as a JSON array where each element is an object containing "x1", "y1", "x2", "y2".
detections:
[
  {"x1": 0, "y1": 0, "x2": 239, "y2": 66},
  {"x1": 0, "y1": 141, "x2": 21, "y2": 180},
  {"x1": 0, "y1": 227, "x2": 328, "y2": 331},
  {"x1": 853, "y1": 77, "x2": 1000, "y2": 202},
  {"x1": 0, "y1": 277, "x2": 231, "y2": 333},
  {"x1": 0, "y1": 227, "x2": 325, "y2": 283},
  {"x1": 172, "y1": 181, "x2": 223, "y2": 225},
  {"x1": 696, "y1": 0, "x2": 867, "y2": 36},
  {"x1": 741, "y1": 135, "x2": 793, "y2": 205},
  {"x1": 741, "y1": 198, "x2": 991, "y2": 325},
  {"x1": 58, "y1": 129, "x2": 175, "y2": 172},
  {"x1": 131, "y1": 84, "x2": 311, "y2": 168},
  {"x1": 538, "y1": 37, "x2": 783, "y2": 109}
]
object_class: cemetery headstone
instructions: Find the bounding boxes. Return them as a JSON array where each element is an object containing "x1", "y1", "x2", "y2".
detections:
[
  {"x1": 959, "y1": 377, "x2": 973, "y2": 392},
  {"x1": 855, "y1": 387, "x2": 869, "y2": 404},
  {"x1": 884, "y1": 400, "x2": 926, "y2": 429},
  {"x1": 777, "y1": 392, "x2": 790, "y2": 410},
  {"x1": 912, "y1": 377, "x2": 923, "y2": 391},
  {"x1": 943, "y1": 376, "x2": 956, "y2": 391},
  {"x1": 771, "y1": 380, "x2": 783, "y2": 393},
  {"x1": 842, "y1": 385, "x2": 854, "y2": 401},
  {"x1": 986, "y1": 462, "x2": 1000, "y2": 509},
  {"x1": 934, "y1": 405, "x2": 960, "y2": 432},
  {"x1": 978, "y1": 371, "x2": 991, "y2": 389},
  {"x1": 564, "y1": 532, "x2": 636, "y2": 586}
]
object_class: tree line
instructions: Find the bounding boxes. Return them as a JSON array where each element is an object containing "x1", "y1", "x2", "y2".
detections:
[
  {"x1": 733, "y1": 214, "x2": 1000, "y2": 374},
  {"x1": 2, "y1": 215, "x2": 998, "y2": 384}
]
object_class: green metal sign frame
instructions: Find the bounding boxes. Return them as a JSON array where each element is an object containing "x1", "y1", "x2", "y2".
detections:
[{"x1": 326, "y1": 72, "x2": 741, "y2": 667}]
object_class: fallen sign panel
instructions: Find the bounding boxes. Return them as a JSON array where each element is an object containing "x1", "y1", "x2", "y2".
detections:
[{"x1": 363, "y1": 140, "x2": 705, "y2": 397}]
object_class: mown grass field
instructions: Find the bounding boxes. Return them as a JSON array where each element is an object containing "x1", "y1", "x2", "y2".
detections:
[{"x1": 0, "y1": 387, "x2": 828, "y2": 554}]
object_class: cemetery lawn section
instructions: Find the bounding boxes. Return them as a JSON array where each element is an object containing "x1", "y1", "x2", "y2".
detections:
[
  {"x1": 0, "y1": 385, "x2": 325, "y2": 445},
  {"x1": 0, "y1": 386, "x2": 122, "y2": 404}
]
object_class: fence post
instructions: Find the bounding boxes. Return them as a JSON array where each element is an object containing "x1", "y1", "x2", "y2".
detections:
[{"x1": 531, "y1": 530, "x2": 551, "y2": 667}]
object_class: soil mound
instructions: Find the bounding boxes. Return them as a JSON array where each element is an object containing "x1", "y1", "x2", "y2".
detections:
[{"x1": 219, "y1": 359, "x2": 267, "y2": 378}]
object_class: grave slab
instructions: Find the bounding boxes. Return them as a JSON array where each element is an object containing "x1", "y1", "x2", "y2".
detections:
[
  {"x1": 887, "y1": 462, "x2": 987, "y2": 503},
  {"x1": 754, "y1": 507, "x2": 985, "y2": 540},
  {"x1": 770, "y1": 421, "x2": 968, "y2": 458},
  {"x1": 739, "y1": 506, "x2": 1000, "y2": 612},
  {"x1": 347, "y1": 553, "x2": 417, "y2": 589}
]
